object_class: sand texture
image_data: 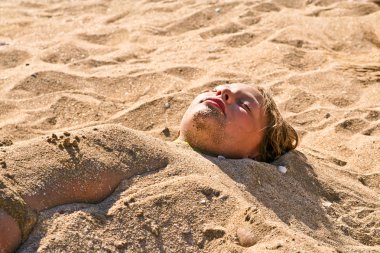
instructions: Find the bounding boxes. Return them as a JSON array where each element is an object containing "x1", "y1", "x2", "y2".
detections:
[{"x1": 0, "y1": 0, "x2": 379, "y2": 252}]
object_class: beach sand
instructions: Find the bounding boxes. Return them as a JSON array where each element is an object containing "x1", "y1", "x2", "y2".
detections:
[{"x1": 0, "y1": 0, "x2": 379, "y2": 252}]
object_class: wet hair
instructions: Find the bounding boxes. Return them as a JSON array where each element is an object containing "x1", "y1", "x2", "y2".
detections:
[{"x1": 256, "y1": 87, "x2": 299, "y2": 162}]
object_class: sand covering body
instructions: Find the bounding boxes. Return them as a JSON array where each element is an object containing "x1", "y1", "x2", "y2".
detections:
[{"x1": 0, "y1": 176, "x2": 37, "y2": 242}]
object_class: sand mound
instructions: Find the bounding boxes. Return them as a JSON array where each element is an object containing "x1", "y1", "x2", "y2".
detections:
[{"x1": 0, "y1": 0, "x2": 379, "y2": 252}]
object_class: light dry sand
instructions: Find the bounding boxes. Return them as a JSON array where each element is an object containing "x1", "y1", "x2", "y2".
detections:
[{"x1": 0, "y1": 0, "x2": 379, "y2": 252}]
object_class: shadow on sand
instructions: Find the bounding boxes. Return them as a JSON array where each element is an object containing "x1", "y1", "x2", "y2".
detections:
[{"x1": 205, "y1": 150, "x2": 342, "y2": 240}]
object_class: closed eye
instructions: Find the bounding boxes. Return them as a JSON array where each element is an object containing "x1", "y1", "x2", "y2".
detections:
[{"x1": 240, "y1": 102, "x2": 251, "y2": 112}]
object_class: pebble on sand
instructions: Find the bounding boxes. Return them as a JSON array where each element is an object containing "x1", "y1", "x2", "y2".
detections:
[
  {"x1": 217, "y1": 155, "x2": 226, "y2": 160},
  {"x1": 236, "y1": 226, "x2": 257, "y2": 247},
  {"x1": 277, "y1": 166, "x2": 287, "y2": 174}
]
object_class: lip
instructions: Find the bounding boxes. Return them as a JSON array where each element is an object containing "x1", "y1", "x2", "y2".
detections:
[{"x1": 203, "y1": 97, "x2": 226, "y2": 115}]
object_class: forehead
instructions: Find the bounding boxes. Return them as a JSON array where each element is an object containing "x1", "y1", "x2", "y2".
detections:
[{"x1": 217, "y1": 83, "x2": 264, "y2": 105}]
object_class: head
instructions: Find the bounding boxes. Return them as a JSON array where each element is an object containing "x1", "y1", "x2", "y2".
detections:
[{"x1": 178, "y1": 83, "x2": 298, "y2": 162}]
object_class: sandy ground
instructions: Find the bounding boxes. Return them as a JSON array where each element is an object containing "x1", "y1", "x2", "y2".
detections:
[{"x1": 0, "y1": 0, "x2": 379, "y2": 252}]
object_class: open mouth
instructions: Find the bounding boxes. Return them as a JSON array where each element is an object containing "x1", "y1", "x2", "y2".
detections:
[{"x1": 203, "y1": 98, "x2": 225, "y2": 115}]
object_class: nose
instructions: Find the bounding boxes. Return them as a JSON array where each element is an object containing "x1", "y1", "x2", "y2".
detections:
[{"x1": 216, "y1": 87, "x2": 235, "y2": 104}]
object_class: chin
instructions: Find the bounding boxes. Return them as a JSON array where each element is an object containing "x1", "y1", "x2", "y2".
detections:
[
  {"x1": 185, "y1": 127, "x2": 225, "y2": 155},
  {"x1": 180, "y1": 105, "x2": 226, "y2": 149}
]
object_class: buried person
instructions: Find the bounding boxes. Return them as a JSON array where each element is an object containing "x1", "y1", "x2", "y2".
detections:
[{"x1": 0, "y1": 83, "x2": 298, "y2": 252}]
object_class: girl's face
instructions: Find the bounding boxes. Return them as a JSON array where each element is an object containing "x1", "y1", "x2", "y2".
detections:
[{"x1": 179, "y1": 83, "x2": 268, "y2": 159}]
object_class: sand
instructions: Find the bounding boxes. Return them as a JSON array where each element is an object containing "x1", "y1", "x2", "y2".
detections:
[{"x1": 0, "y1": 0, "x2": 379, "y2": 252}]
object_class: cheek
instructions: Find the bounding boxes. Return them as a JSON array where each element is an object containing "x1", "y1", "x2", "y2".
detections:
[{"x1": 226, "y1": 113, "x2": 256, "y2": 135}]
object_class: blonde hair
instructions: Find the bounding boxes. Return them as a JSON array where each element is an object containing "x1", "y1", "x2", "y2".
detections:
[{"x1": 256, "y1": 87, "x2": 299, "y2": 162}]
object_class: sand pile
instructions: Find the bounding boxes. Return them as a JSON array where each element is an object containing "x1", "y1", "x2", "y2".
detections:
[{"x1": 0, "y1": 0, "x2": 379, "y2": 252}]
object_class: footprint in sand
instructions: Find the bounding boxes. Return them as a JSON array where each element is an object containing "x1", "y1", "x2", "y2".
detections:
[
  {"x1": 322, "y1": 87, "x2": 361, "y2": 108},
  {"x1": 10, "y1": 71, "x2": 86, "y2": 98},
  {"x1": 41, "y1": 43, "x2": 89, "y2": 64},
  {"x1": 306, "y1": 1, "x2": 379, "y2": 17},
  {"x1": 361, "y1": 113, "x2": 380, "y2": 134},
  {"x1": 5, "y1": 71, "x2": 177, "y2": 103},
  {"x1": 365, "y1": 110, "x2": 379, "y2": 121},
  {"x1": 250, "y1": 2, "x2": 281, "y2": 12},
  {"x1": 335, "y1": 118, "x2": 369, "y2": 134},
  {"x1": 270, "y1": 26, "x2": 326, "y2": 50},
  {"x1": 112, "y1": 47, "x2": 156, "y2": 63},
  {"x1": 326, "y1": 95, "x2": 358, "y2": 108},
  {"x1": 200, "y1": 22, "x2": 244, "y2": 39},
  {"x1": 163, "y1": 3, "x2": 238, "y2": 35},
  {"x1": 237, "y1": 8, "x2": 262, "y2": 26},
  {"x1": 362, "y1": 124, "x2": 380, "y2": 136},
  {"x1": 283, "y1": 90, "x2": 318, "y2": 113},
  {"x1": 77, "y1": 29, "x2": 129, "y2": 45},
  {"x1": 116, "y1": 72, "x2": 187, "y2": 99},
  {"x1": 163, "y1": 66, "x2": 205, "y2": 81},
  {"x1": 338, "y1": 207, "x2": 380, "y2": 246},
  {"x1": 287, "y1": 108, "x2": 334, "y2": 131},
  {"x1": 271, "y1": 0, "x2": 306, "y2": 9},
  {"x1": 37, "y1": 96, "x2": 121, "y2": 129},
  {"x1": 223, "y1": 32, "x2": 259, "y2": 48},
  {"x1": 339, "y1": 64, "x2": 380, "y2": 86},
  {"x1": 282, "y1": 49, "x2": 327, "y2": 71},
  {"x1": 0, "y1": 49, "x2": 30, "y2": 69}
]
